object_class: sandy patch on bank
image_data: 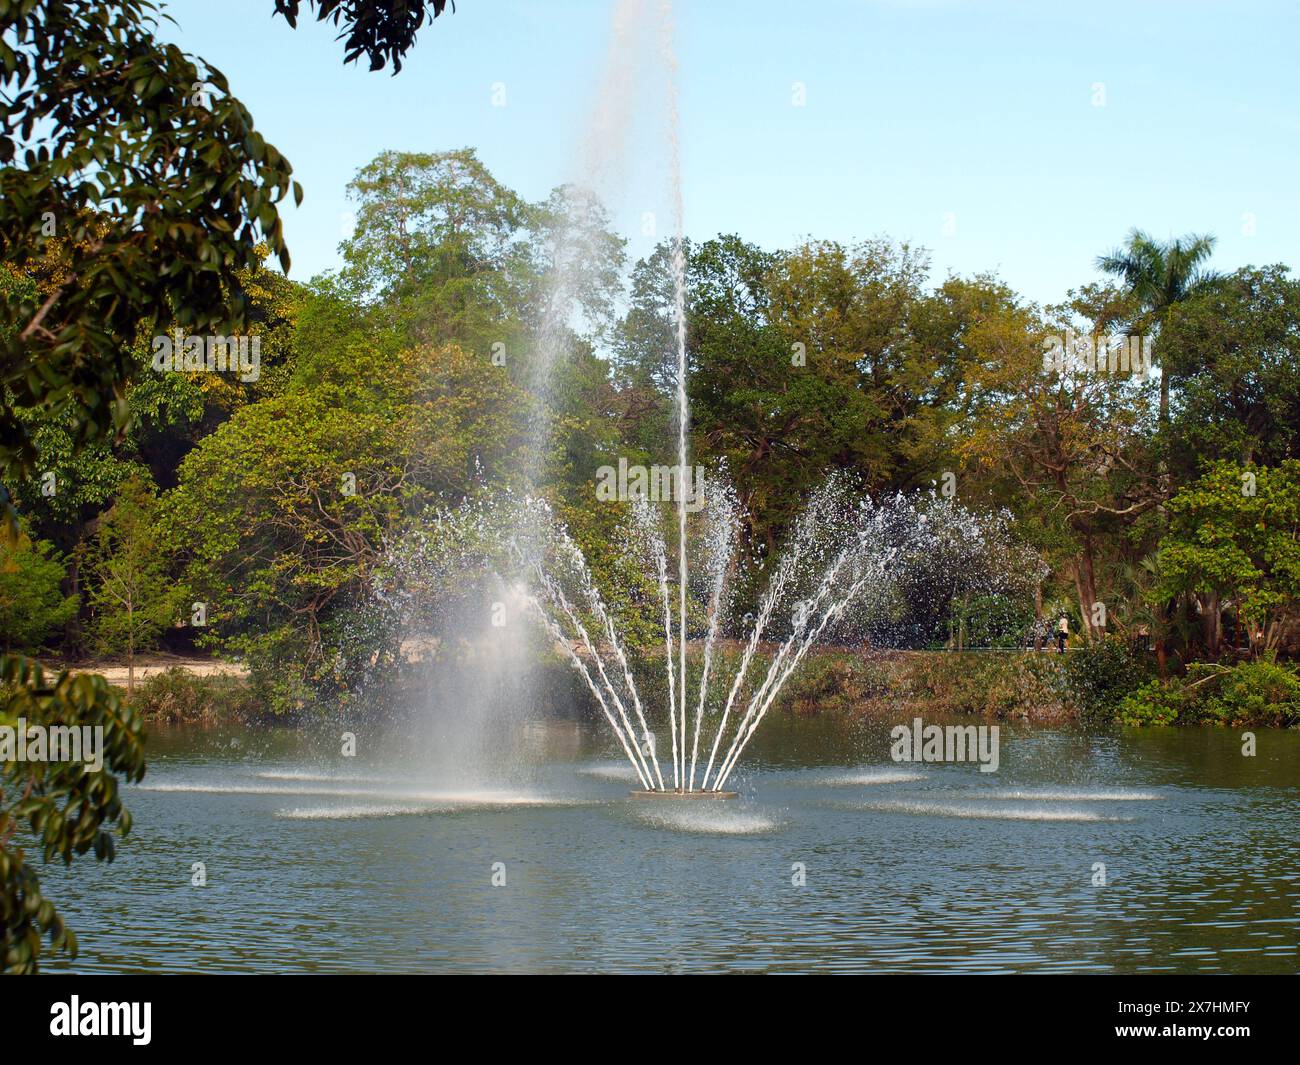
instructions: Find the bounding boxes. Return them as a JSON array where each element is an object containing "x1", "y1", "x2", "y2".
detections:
[{"x1": 44, "y1": 655, "x2": 249, "y2": 686}]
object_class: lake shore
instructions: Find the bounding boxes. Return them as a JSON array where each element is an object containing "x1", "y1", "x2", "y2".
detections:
[
  {"x1": 57, "y1": 647, "x2": 1079, "y2": 726},
  {"x1": 63, "y1": 644, "x2": 1293, "y2": 730}
]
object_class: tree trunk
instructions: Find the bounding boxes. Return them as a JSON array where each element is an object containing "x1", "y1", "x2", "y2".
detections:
[
  {"x1": 127, "y1": 598, "x2": 135, "y2": 694},
  {"x1": 1073, "y1": 535, "x2": 1099, "y2": 639},
  {"x1": 1202, "y1": 591, "x2": 1221, "y2": 658},
  {"x1": 1033, "y1": 582, "x2": 1043, "y2": 651},
  {"x1": 64, "y1": 553, "x2": 83, "y2": 652}
]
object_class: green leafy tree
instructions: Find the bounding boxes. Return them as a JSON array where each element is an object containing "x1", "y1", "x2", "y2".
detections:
[
  {"x1": 1157, "y1": 460, "x2": 1300, "y2": 656},
  {"x1": 339, "y1": 149, "x2": 529, "y2": 340},
  {"x1": 0, "y1": 534, "x2": 77, "y2": 651},
  {"x1": 1161, "y1": 264, "x2": 1300, "y2": 471},
  {"x1": 0, "y1": 0, "x2": 302, "y2": 518},
  {"x1": 638, "y1": 235, "x2": 941, "y2": 551},
  {"x1": 958, "y1": 283, "x2": 1161, "y2": 641},
  {"x1": 167, "y1": 342, "x2": 527, "y2": 709},
  {"x1": 336, "y1": 150, "x2": 625, "y2": 374},
  {"x1": 763, "y1": 237, "x2": 944, "y2": 495},
  {"x1": 0, "y1": 0, "x2": 454, "y2": 977},
  {"x1": 81, "y1": 477, "x2": 182, "y2": 691},
  {"x1": 686, "y1": 235, "x2": 880, "y2": 550}
]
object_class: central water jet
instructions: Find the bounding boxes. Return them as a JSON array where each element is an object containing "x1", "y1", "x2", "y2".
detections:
[{"x1": 489, "y1": 2, "x2": 984, "y2": 799}]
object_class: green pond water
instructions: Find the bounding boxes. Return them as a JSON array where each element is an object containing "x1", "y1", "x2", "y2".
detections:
[{"x1": 42, "y1": 713, "x2": 1299, "y2": 973}]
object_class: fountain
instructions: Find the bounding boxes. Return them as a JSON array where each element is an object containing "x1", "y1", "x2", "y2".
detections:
[
  {"x1": 498, "y1": 1, "x2": 904, "y2": 797},
  {"x1": 371, "y1": 2, "x2": 1033, "y2": 799},
  {"x1": 514, "y1": 471, "x2": 907, "y2": 797}
]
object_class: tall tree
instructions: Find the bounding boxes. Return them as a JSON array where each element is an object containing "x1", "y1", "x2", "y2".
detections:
[
  {"x1": 0, "y1": 0, "x2": 458, "y2": 976},
  {"x1": 337, "y1": 151, "x2": 624, "y2": 364},
  {"x1": 1161, "y1": 265, "x2": 1300, "y2": 471},
  {"x1": 166, "y1": 340, "x2": 527, "y2": 709},
  {"x1": 81, "y1": 476, "x2": 182, "y2": 692},
  {"x1": 1095, "y1": 229, "x2": 1219, "y2": 424},
  {"x1": 959, "y1": 285, "x2": 1161, "y2": 640},
  {"x1": 664, "y1": 236, "x2": 939, "y2": 551},
  {"x1": 341, "y1": 148, "x2": 526, "y2": 312}
]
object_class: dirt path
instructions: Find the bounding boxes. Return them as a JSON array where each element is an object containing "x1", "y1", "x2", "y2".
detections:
[{"x1": 45, "y1": 654, "x2": 249, "y2": 686}]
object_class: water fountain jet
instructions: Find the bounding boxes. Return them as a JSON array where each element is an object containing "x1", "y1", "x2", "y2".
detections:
[{"x1": 376, "y1": 3, "x2": 1033, "y2": 802}]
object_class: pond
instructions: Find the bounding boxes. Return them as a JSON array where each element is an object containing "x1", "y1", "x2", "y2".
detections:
[{"x1": 43, "y1": 713, "x2": 1299, "y2": 973}]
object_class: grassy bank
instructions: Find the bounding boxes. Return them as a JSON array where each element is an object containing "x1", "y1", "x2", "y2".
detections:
[
  {"x1": 113, "y1": 650, "x2": 1074, "y2": 726},
  {"x1": 769, "y1": 649, "x2": 1075, "y2": 723},
  {"x1": 771, "y1": 642, "x2": 1299, "y2": 728},
  {"x1": 107, "y1": 643, "x2": 1299, "y2": 729},
  {"x1": 121, "y1": 668, "x2": 265, "y2": 725}
]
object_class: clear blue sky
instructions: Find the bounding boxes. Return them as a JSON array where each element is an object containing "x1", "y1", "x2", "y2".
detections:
[{"x1": 156, "y1": 0, "x2": 1299, "y2": 306}]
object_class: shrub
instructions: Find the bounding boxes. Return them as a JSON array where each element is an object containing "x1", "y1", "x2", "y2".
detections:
[
  {"x1": 1201, "y1": 659, "x2": 1300, "y2": 727},
  {"x1": 1117, "y1": 679, "x2": 1184, "y2": 726},
  {"x1": 127, "y1": 668, "x2": 261, "y2": 723},
  {"x1": 1118, "y1": 658, "x2": 1300, "y2": 727},
  {"x1": 902, "y1": 651, "x2": 1070, "y2": 721},
  {"x1": 951, "y1": 593, "x2": 1036, "y2": 649},
  {"x1": 1062, "y1": 637, "x2": 1155, "y2": 724},
  {"x1": 778, "y1": 651, "x2": 862, "y2": 716}
]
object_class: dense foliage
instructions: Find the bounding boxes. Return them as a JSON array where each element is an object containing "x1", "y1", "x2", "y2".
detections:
[
  {"x1": 0, "y1": 0, "x2": 301, "y2": 527},
  {"x1": 7, "y1": 144, "x2": 1300, "y2": 709},
  {"x1": 0, "y1": 658, "x2": 145, "y2": 973},
  {"x1": 0, "y1": 534, "x2": 76, "y2": 650}
]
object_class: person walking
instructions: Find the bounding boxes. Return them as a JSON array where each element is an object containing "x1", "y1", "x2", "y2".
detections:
[{"x1": 1056, "y1": 615, "x2": 1068, "y2": 653}]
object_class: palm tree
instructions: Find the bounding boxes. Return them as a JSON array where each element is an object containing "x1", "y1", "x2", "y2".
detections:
[{"x1": 1095, "y1": 229, "x2": 1219, "y2": 422}]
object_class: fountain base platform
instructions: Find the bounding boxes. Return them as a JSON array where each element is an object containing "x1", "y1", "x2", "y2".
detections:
[{"x1": 629, "y1": 789, "x2": 737, "y2": 800}]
